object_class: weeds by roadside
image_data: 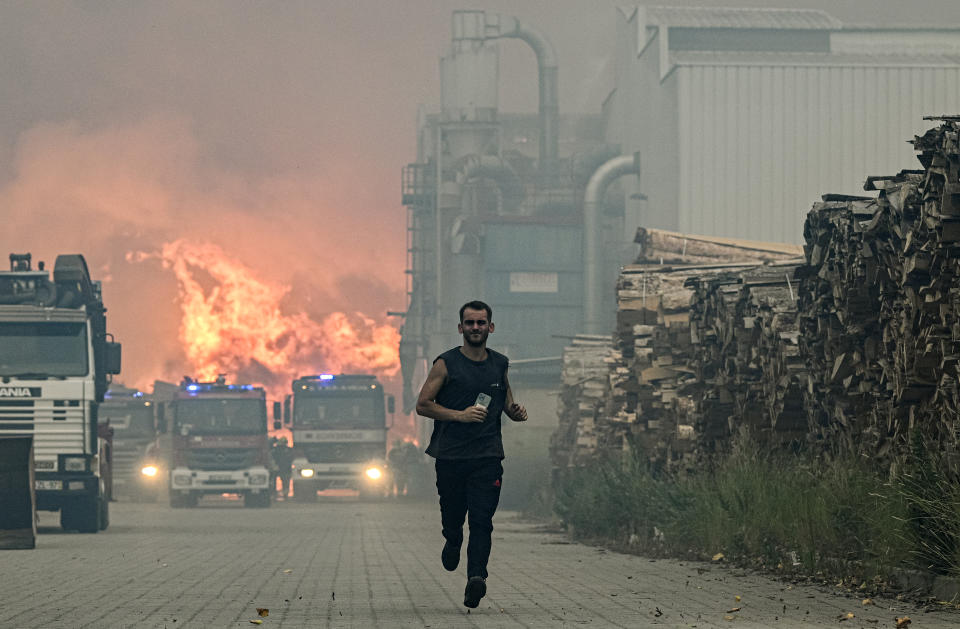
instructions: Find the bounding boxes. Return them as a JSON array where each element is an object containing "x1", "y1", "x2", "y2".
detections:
[{"x1": 554, "y1": 431, "x2": 960, "y2": 586}]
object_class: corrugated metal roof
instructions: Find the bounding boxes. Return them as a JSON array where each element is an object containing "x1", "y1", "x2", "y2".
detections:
[
  {"x1": 671, "y1": 50, "x2": 960, "y2": 68},
  {"x1": 842, "y1": 23, "x2": 960, "y2": 32},
  {"x1": 644, "y1": 6, "x2": 842, "y2": 31}
]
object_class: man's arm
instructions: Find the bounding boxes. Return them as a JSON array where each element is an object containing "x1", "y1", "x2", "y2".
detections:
[
  {"x1": 503, "y1": 371, "x2": 528, "y2": 422},
  {"x1": 416, "y1": 358, "x2": 485, "y2": 423}
]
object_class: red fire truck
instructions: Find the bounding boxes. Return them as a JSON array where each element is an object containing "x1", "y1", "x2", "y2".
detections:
[{"x1": 166, "y1": 376, "x2": 272, "y2": 508}]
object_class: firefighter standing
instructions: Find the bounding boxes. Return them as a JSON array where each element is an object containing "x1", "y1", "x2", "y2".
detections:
[{"x1": 271, "y1": 437, "x2": 294, "y2": 499}]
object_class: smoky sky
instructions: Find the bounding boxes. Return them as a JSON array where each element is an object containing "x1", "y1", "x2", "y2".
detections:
[{"x1": 2, "y1": 0, "x2": 960, "y2": 389}]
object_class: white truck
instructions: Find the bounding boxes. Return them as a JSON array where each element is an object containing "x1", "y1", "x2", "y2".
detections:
[
  {"x1": 0, "y1": 253, "x2": 121, "y2": 532},
  {"x1": 287, "y1": 374, "x2": 394, "y2": 501}
]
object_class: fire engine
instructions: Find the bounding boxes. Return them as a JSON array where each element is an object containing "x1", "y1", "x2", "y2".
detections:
[
  {"x1": 167, "y1": 376, "x2": 272, "y2": 508},
  {"x1": 100, "y1": 385, "x2": 163, "y2": 501},
  {"x1": 287, "y1": 374, "x2": 394, "y2": 501},
  {"x1": 0, "y1": 253, "x2": 121, "y2": 532}
]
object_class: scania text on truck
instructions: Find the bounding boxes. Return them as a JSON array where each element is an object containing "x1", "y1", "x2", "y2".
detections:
[
  {"x1": 287, "y1": 374, "x2": 394, "y2": 501},
  {"x1": 0, "y1": 253, "x2": 122, "y2": 533},
  {"x1": 167, "y1": 376, "x2": 272, "y2": 508},
  {"x1": 100, "y1": 385, "x2": 162, "y2": 501}
]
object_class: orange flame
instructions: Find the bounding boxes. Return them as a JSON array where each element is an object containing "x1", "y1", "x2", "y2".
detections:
[{"x1": 137, "y1": 239, "x2": 399, "y2": 396}]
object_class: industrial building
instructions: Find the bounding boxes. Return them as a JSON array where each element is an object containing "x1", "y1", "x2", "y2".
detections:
[
  {"x1": 608, "y1": 6, "x2": 960, "y2": 244},
  {"x1": 398, "y1": 6, "x2": 960, "y2": 503}
]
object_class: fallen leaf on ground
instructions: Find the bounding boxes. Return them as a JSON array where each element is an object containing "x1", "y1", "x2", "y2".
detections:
[
  {"x1": 838, "y1": 612, "x2": 855, "y2": 622},
  {"x1": 249, "y1": 621, "x2": 263, "y2": 626},
  {"x1": 896, "y1": 617, "x2": 911, "y2": 628},
  {"x1": 724, "y1": 615, "x2": 735, "y2": 621},
  {"x1": 734, "y1": 595, "x2": 741, "y2": 602},
  {"x1": 282, "y1": 569, "x2": 292, "y2": 574},
  {"x1": 727, "y1": 607, "x2": 741, "y2": 613},
  {"x1": 712, "y1": 553, "x2": 725, "y2": 562},
  {"x1": 256, "y1": 608, "x2": 268, "y2": 617},
  {"x1": 861, "y1": 598, "x2": 872, "y2": 606}
]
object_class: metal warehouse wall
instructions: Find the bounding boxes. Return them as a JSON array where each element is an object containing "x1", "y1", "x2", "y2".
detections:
[
  {"x1": 481, "y1": 221, "x2": 584, "y2": 361},
  {"x1": 675, "y1": 62, "x2": 960, "y2": 243}
]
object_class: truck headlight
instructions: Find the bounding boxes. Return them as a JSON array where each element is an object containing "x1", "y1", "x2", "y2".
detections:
[
  {"x1": 63, "y1": 456, "x2": 88, "y2": 472},
  {"x1": 141, "y1": 465, "x2": 159, "y2": 477},
  {"x1": 299, "y1": 468, "x2": 315, "y2": 478},
  {"x1": 365, "y1": 467, "x2": 383, "y2": 481}
]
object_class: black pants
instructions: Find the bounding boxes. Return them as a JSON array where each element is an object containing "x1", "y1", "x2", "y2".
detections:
[{"x1": 435, "y1": 457, "x2": 503, "y2": 579}]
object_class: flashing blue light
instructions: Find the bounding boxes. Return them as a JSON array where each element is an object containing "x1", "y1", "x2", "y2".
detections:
[
  {"x1": 133, "y1": 392, "x2": 144, "y2": 398},
  {"x1": 186, "y1": 384, "x2": 200, "y2": 392},
  {"x1": 319, "y1": 374, "x2": 335, "y2": 381},
  {"x1": 242, "y1": 385, "x2": 253, "y2": 390}
]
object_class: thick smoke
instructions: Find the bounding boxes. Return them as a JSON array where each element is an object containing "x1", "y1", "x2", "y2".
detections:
[
  {"x1": 0, "y1": 114, "x2": 404, "y2": 392},
  {"x1": 2, "y1": 0, "x2": 960, "y2": 398}
]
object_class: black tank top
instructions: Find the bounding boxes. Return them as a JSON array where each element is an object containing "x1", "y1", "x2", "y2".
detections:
[{"x1": 424, "y1": 347, "x2": 509, "y2": 460}]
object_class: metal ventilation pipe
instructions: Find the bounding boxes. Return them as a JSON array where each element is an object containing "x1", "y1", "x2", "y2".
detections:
[
  {"x1": 459, "y1": 155, "x2": 524, "y2": 210},
  {"x1": 583, "y1": 153, "x2": 641, "y2": 334},
  {"x1": 496, "y1": 15, "x2": 559, "y2": 182}
]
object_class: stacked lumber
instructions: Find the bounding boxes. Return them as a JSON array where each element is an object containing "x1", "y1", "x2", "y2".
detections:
[
  {"x1": 751, "y1": 265, "x2": 807, "y2": 439},
  {"x1": 635, "y1": 228, "x2": 806, "y2": 266},
  {"x1": 552, "y1": 120, "x2": 960, "y2": 474},
  {"x1": 882, "y1": 127, "x2": 960, "y2": 458},
  {"x1": 685, "y1": 271, "x2": 742, "y2": 448},
  {"x1": 551, "y1": 231, "x2": 806, "y2": 471},
  {"x1": 614, "y1": 264, "x2": 699, "y2": 470},
  {"x1": 796, "y1": 196, "x2": 892, "y2": 455},
  {"x1": 550, "y1": 334, "x2": 612, "y2": 468},
  {"x1": 684, "y1": 264, "x2": 805, "y2": 449}
]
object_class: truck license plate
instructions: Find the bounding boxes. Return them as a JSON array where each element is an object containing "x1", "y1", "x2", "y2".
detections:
[
  {"x1": 209, "y1": 474, "x2": 233, "y2": 481},
  {"x1": 35, "y1": 480, "x2": 63, "y2": 490}
]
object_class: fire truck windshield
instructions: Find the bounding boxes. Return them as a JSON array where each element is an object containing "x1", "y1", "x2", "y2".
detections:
[
  {"x1": 100, "y1": 404, "x2": 154, "y2": 437},
  {"x1": 175, "y1": 399, "x2": 265, "y2": 435},
  {"x1": 0, "y1": 321, "x2": 88, "y2": 377},
  {"x1": 294, "y1": 396, "x2": 381, "y2": 429}
]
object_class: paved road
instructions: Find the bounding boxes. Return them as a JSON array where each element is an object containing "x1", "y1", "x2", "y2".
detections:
[{"x1": 2, "y1": 497, "x2": 958, "y2": 628}]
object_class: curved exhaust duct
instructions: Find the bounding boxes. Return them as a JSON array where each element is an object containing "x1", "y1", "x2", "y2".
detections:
[
  {"x1": 583, "y1": 153, "x2": 641, "y2": 334},
  {"x1": 495, "y1": 15, "x2": 559, "y2": 182},
  {"x1": 458, "y1": 154, "x2": 524, "y2": 210}
]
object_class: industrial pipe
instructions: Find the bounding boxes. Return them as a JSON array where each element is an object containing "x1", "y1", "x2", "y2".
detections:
[
  {"x1": 583, "y1": 153, "x2": 641, "y2": 334},
  {"x1": 496, "y1": 15, "x2": 559, "y2": 182},
  {"x1": 458, "y1": 154, "x2": 524, "y2": 209}
]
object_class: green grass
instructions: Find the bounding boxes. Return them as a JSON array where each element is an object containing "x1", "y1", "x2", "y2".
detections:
[{"x1": 554, "y1": 438, "x2": 933, "y2": 580}]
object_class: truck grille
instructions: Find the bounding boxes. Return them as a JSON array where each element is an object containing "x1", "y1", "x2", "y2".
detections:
[
  {"x1": 112, "y1": 440, "x2": 152, "y2": 481},
  {"x1": 0, "y1": 399, "x2": 85, "y2": 458},
  {"x1": 0, "y1": 400, "x2": 33, "y2": 431},
  {"x1": 185, "y1": 447, "x2": 259, "y2": 470},
  {"x1": 303, "y1": 443, "x2": 383, "y2": 463}
]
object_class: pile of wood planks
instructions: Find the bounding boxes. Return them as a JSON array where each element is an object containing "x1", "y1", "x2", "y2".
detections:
[
  {"x1": 797, "y1": 119, "x2": 960, "y2": 464},
  {"x1": 551, "y1": 334, "x2": 613, "y2": 468},
  {"x1": 550, "y1": 228, "x2": 804, "y2": 472},
  {"x1": 552, "y1": 120, "x2": 960, "y2": 473}
]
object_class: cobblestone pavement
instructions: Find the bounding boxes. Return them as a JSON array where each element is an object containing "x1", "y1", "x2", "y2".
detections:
[{"x1": 2, "y1": 497, "x2": 958, "y2": 628}]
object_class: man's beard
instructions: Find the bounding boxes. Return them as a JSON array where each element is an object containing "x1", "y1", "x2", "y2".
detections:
[{"x1": 463, "y1": 331, "x2": 488, "y2": 347}]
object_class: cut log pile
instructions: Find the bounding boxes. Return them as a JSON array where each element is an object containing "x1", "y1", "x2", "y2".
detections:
[
  {"x1": 551, "y1": 334, "x2": 612, "y2": 466},
  {"x1": 551, "y1": 119, "x2": 960, "y2": 472},
  {"x1": 551, "y1": 228, "x2": 804, "y2": 471}
]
